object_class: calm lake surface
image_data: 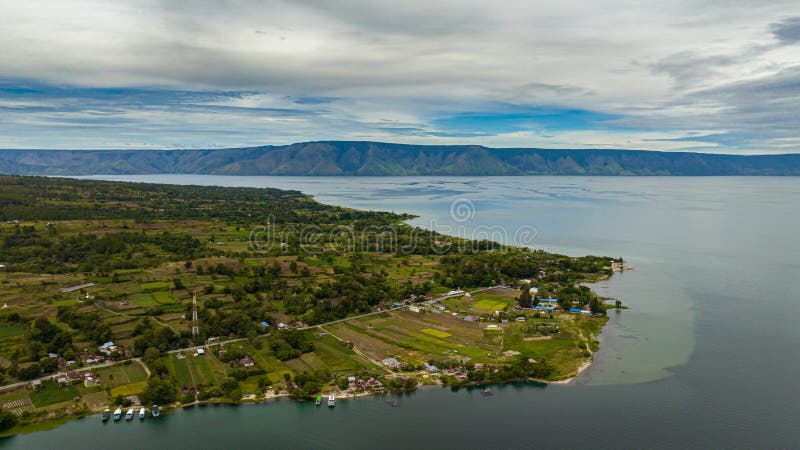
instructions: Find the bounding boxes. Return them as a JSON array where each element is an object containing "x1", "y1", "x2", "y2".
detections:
[{"x1": 4, "y1": 176, "x2": 800, "y2": 449}]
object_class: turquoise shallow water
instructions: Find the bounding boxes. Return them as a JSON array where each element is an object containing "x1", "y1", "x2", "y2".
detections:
[{"x1": 4, "y1": 175, "x2": 800, "y2": 449}]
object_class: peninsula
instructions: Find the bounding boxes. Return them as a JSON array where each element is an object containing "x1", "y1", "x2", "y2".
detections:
[{"x1": 0, "y1": 175, "x2": 621, "y2": 437}]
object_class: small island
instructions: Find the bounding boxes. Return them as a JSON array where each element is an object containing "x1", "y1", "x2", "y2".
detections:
[{"x1": 0, "y1": 175, "x2": 623, "y2": 436}]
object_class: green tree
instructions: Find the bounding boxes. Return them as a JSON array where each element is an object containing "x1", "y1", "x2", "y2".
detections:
[
  {"x1": 517, "y1": 282, "x2": 532, "y2": 308},
  {"x1": 0, "y1": 407, "x2": 18, "y2": 432},
  {"x1": 140, "y1": 375, "x2": 177, "y2": 406}
]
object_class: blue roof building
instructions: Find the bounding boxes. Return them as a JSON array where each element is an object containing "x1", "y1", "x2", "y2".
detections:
[
  {"x1": 535, "y1": 305, "x2": 555, "y2": 311},
  {"x1": 569, "y1": 308, "x2": 582, "y2": 313},
  {"x1": 260, "y1": 321, "x2": 270, "y2": 327}
]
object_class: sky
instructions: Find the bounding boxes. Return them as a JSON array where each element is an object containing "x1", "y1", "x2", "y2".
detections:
[{"x1": 0, "y1": 1, "x2": 799, "y2": 153}]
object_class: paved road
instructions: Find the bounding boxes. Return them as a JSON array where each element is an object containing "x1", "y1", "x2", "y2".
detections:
[{"x1": 0, "y1": 286, "x2": 502, "y2": 392}]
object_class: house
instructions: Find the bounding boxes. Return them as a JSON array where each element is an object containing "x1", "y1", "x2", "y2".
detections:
[
  {"x1": 529, "y1": 286, "x2": 539, "y2": 295},
  {"x1": 408, "y1": 305, "x2": 422, "y2": 313},
  {"x1": 347, "y1": 376, "x2": 356, "y2": 383},
  {"x1": 47, "y1": 352, "x2": 58, "y2": 359},
  {"x1": 259, "y1": 321, "x2": 270, "y2": 328},
  {"x1": 277, "y1": 322, "x2": 287, "y2": 330},
  {"x1": 516, "y1": 316, "x2": 527, "y2": 322},
  {"x1": 381, "y1": 357, "x2": 402, "y2": 369},
  {"x1": 240, "y1": 356, "x2": 255, "y2": 367},
  {"x1": 84, "y1": 375, "x2": 97, "y2": 388},
  {"x1": 423, "y1": 362, "x2": 440, "y2": 373},
  {"x1": 485, "y1": 324, "x2": 501, "y2": 331},
  {"x1": 535, "y1": 305, "x2": 555, "y2": 311},
  {"x1": 195, "y1": 348, "x2": 206, "y2": 357},
  {"x1": 30, "y1": 379, "x2": 42, "y2": 390},
  {"x1": 569, "y1": 308, "x2": 582, "y2": 313},
  {"x1": 539, "y1": 298, "x2": 559, "y2": 303},
  {"x1": 463, "y1": 315, "x2": 475, "y2": 322},
  {"x1": 66, "y1": 371, "x2": 82, "y2": 383},
  {"x1": 57, "y1": 377, "x2": 68, "y2": 385}
]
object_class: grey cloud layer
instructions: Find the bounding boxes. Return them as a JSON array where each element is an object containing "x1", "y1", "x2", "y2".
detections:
[{"x1": 0, "y1": 1, "x2": 798, "y2": 152}]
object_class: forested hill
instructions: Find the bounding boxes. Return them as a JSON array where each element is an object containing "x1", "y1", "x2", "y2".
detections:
[{"x1": 2, "y1": 141, "x2": 800, "y2": 176}]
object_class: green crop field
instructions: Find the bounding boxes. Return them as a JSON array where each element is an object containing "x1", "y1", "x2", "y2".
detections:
[
  {"x1": 0, "y1": 323, "x2": 26, "y2": 339},
  {"x1": 139, "y1": 281, "x2": 172, "y2": 292},
  {"x1": 170, "y1": 355, "x2": 194, "y2": 386},
  {"x1": 151, "y1": 291, "x2": 174, "y2": 304},
  {"x1": 129, "y1": 293, "x2": 158, "y2": 307},
  {"x1": 472, "y1": 299, "x2": 508, "y2": 313},
  {"x1": 420, "y1": 328, "x2": 452, "y2": 339}
]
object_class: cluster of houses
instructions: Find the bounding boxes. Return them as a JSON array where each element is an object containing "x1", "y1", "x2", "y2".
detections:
[
  {"x1": 350, "y1": 377, "x2": 385, "y2": 392},
  {"x1": 30, "y1": 369, "x2": 102, "y2": 390}
]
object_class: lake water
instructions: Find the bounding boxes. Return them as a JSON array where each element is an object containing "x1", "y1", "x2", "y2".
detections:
[{"x1": 3, "y1": 175, "x2": 800, "y2": 449}]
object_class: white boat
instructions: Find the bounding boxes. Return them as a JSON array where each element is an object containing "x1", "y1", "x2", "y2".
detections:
[
  {"x1": 151, "y1": 405, "x2": 160, "y2": 417},
  {"x1": 125, "y1": 408, "x2": 134, "y2": 421},
  {"x1": 327, "y1": 393, "x2": 335, "y2": 407},
  {"x1": 139, "y1": 407, "x2": 146, "y2": 420},
  {"x1": 112, "y1": 408, "x2": 122, "y2": 421},
  {"x1": 102, "y1": 408, "x2": 111, "y2": 421}
]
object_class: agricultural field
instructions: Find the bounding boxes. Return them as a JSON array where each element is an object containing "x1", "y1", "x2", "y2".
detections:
[
  {"x1": 327, "y1": 305, "x2": 604, "y2": 379},
  {"x1": 95, "y1": 362, "x2": 148, "y2": 388},
  {"x1": 441, "y1": 287, "x2": 518, "y2": 314}
]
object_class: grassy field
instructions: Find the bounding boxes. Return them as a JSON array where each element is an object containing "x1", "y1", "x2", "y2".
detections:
[
  {"x1": 29, "y1": 382, "x2": 78, "y2": 408},
  {"x1": 110, "y1": 381, "x2": 148, "y2": 397},
  {"x1": 0, "y1": 323, "x2": 26, "y2": 339},
  {"x1": 95, "y1": 363, "x2": 148, "y2": 388}
]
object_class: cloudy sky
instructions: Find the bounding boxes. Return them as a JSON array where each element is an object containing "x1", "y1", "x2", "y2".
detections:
[{"x1": 0, "y1": 0, "x2": 799, "y2": 153}]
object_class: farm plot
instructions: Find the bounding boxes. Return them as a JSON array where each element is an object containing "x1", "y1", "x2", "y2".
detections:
[
  {"x1": 335, "y1": 310, "x2": 500, "y2": 364},
  {"x1": 168, "y1": 354, "x2": 214, "y2": 387}
]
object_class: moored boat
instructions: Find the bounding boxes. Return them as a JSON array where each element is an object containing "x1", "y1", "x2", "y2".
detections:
[
  {"x1": 327, "y1": 393, "x2": 335, "y2": 407},
  {"x1": 151, "y1": 405, "x2": 160, "y2": 417},
  {"x1": 480, "y1": 388, "x2": 493, "y2": 396},
  {"x1": 125, "y1": 408, "x2": 134, "y2": 421},
  {"x1": 102, "y1": 409, "x2": 111, "y2": 421},
  {"x1": 315, "y1": 395, "x2": 322, "y2": 406},
  {"x1": 112, "y1": 408, "x2": 122, "y2": 421},
  {"x1": 139, "y1": 407, "x2": 146, "y2": 420}
]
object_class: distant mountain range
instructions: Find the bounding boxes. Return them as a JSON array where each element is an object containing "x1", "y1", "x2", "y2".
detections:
[{"x1": 2, "y1": 141, "x2": 800, "y2": 176}]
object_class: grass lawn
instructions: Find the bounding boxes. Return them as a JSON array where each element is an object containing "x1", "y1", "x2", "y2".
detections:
[{"x1": 29, "y1": 382, "x2": 79, "y2": 408}]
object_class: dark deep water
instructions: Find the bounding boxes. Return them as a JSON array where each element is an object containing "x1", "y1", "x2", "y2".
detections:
[{"x1": 4, "y1": 176, "x2": 799, "y2": 449}]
